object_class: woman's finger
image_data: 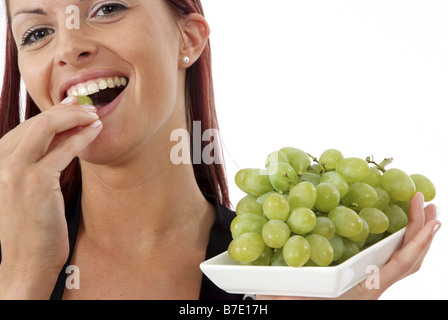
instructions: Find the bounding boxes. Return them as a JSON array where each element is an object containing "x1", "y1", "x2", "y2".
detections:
[
  {"x1": 403, "y1": 192, "x2": 425, "y2": 245},
  {"x1": 13, "y1": 105, "x2": 100, "y2": 163},
  {"x1": 39, "y1": 120, "x2": 102, "y2": 172}
]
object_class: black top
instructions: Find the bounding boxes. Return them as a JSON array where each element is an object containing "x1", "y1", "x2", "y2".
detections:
[{"x1": 48, "y1": 192, "x2": 243, "y2": 300}]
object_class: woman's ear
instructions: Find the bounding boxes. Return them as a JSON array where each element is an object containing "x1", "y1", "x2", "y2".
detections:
[{"x1": 178, "y1": 13, "x2": 210, "y2": 68}]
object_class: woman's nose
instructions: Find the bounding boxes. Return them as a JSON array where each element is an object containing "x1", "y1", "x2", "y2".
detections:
[{"x1": 54, "y1": 26, "x2": 98, "y2": 68}]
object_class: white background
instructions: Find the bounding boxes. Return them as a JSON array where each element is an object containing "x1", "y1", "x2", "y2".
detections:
[{"x1": 1, "y1": 0, "x2": 447, "y2": 299}]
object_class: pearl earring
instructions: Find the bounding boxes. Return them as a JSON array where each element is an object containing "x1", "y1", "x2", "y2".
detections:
[{"x1": 182, "y1": 56, "x2": 190, "y2": 64}]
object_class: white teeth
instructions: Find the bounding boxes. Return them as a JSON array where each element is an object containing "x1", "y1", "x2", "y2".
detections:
[{"x1": 67, "y1": 76, "x2": 128, "y2": 97}]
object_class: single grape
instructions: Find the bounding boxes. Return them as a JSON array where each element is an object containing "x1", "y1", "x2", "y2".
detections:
[
  {"x1": 77, "y1": 95, "x2": 94, "y2": 106},
  {"x1": 235, "y1": 168, "x2": 252, "y2": 194},
  {"x1": 336, "y1": 157, "x2": 370, "y2": 183},
  {"x1": 279, "y1": 147, "x2": 311, "y2": 175},
  {"x1": 271, "y1": 248, "x2": 287, "y2": 266},
  {"x1": 410, "y1": 174, "x2": 436, "y2": 202},
  {"x1": 341, "y1": 182, "x2": 378, "y2": 211},
  {"x1": 328, "y1": 206, "x2": 363, "y2": 238},
  {"x1": 381, "y1": 168, "x2": 416, "y2": 202},
  {"x1": 288, "y1": 181, "x2": 317, "y2": 210},
  {"x1": 298, "y1": 172, "x2": 321, "y2": 186},
  {"x1": 373, "y1": 187, "x2": 390, "y2": 211},
  {"x1": 319, "y1": 149, "x2": 344, "y2": 170},
  {"x1": 230, "y1": 213, "x2": 267, "y2": 239},
  {"x1": 265, "y1": 151, "x2": 290, "y2": 169},
  {"x1": 283, "y1": 235, "x2": 311, "y2": 267},
  {"x1": 335, "y1": 238, "x2": 360, "y2": 264},
  {"x1": 383, "y1": 204, "x2": 409, "y2": 233},
  {"x1": 263, "y1": 193, "x2": 290, "y2": 221},
  {"x1": 360, "y1": 167, "x2": 382, "y2": 187},
  {"x1": 320, "y1": 171, "x2": 349, "y2": 198},
  {"x1": 235, "y1": 195, "x2": 264, "y2": 216},
  {"x1": 306, "y1": 234, "x2": 334, "y2": 266},
  {"x1": 311, "y1": 216, "x2": 336, "y2": 239},
  {"x1": 358, "y1": 207, "x2": 389, "y2": 234},
  {"x1": 268, "y1": 162, "x2": 298, "y2": 193},
  {"x1": 229, "y1": 232, "x2": 265, "y2": 262},
  {"x1": 347, "y1": 217, "x2": 369, "y2": 242},
  {"x1": 315, "y1": 183, "x2": 340, "y2": 213},
  {"x1": 239, "y1": 168, "x2": 275, "y2": 197},
  {"x1": 287, "y1": 207, "x2": 316, "y2": 235},
  {"x1": 262, "y1": 220, "x2": 291, "y2": 248},
  {"x1": 251, "y1": 246, "x2": 273, "y2": 266},
  {"x1": 329, "y1": 234, "x2": 344, "y2": 262}
]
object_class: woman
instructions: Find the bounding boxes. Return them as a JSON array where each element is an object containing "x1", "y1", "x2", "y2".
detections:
[{"x1": 0, "y1": 0, "x2": 441, "y2": 300}]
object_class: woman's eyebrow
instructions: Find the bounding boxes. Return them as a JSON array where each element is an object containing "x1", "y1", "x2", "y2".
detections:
[{"x1": 12, "y1": 8, "x2": 48, "y2": 21}]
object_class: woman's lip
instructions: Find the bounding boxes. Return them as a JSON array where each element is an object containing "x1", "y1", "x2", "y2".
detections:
[
  {"x1": 96, "y1": 84, "x2": 127, "y2": 119},
  {"x1": 58, "y1": 70, "x2": 129, "y2": 103}
]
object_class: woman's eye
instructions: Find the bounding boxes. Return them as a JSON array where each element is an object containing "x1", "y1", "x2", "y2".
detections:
[
  {"x1": 94, "y1": 3, "x2": 127, "y2": 18},
  {"x1": 22, "y1": 27, "x2": 55, "y2": 46}
]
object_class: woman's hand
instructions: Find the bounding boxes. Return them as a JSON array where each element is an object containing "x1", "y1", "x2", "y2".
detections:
[
  {"x1": 257, "y1": 192, "x2": 441, "y2": 300},
  {"x1": 0, "y1": 97, "x2": 102, "y2": 299}
]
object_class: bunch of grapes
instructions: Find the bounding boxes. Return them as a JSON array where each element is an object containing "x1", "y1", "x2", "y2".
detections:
[{"x1": 229, "y1": 148, "x2": 436, "y2": 267}]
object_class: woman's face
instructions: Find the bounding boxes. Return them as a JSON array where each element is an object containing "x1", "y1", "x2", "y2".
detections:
[{"x1": 9, "y1": 0, "x2": 188, "y2": 164}]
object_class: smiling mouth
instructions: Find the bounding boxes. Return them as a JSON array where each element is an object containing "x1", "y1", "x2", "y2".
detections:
[{"x1": 66, "y1": 76, "x2": 128, "y2": 108}]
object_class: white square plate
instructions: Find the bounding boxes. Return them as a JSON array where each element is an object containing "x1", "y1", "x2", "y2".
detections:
[{"x1": 200, "y1": 228, "x2": 405, "y2": 298}]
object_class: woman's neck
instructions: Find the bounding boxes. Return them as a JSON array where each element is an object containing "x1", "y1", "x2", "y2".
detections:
[{"x1": 77, "y1": 143, "x2": 215, "y2": 256}]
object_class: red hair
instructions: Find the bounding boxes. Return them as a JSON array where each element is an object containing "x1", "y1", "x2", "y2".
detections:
[{"x1": 0, "y1": 0, "x2": 231, "y2": 209}]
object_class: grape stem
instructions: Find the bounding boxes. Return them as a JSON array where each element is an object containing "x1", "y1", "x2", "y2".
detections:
[{"x1": 365, "y1": 156, "x2": 393, "y2": 173}]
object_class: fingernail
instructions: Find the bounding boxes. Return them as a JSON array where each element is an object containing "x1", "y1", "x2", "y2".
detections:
[
  {"x1": 433, "y1": 223, "x2": 441, "y2": 236},
  {"x1": 80, "y1": 104, "x2": 97, "y2": 112},
  {"x1": 90, "y1": 120, "x2": 102, "y2": 128},
  {"x1": 61, "y1": 95, "x2": 76, "y2": 104}
]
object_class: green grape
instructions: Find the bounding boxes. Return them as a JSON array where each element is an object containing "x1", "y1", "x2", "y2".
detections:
[
  {"x1": 230, "y1": 233, "x2": 265, "y2": 262},
  {"x1": 358, "y1": 207, "x2": 389, "y2": 234},
  {"x1": 315, "y1": 183, "x2": 340, "y2": 213},
  {"x1": 360, "y1": 167, "x2": 382, "y2": 187},
  {"x1": 235, "y1": 168, "x2": 252, "y2": 194},
  {"x1": 262, "y1": 220, "x2": 291, "y2": 248},
  {"x1": 77, "y1": 95, "x2": 94, "y2": 106},
  {"x1": 306, "y1": 234, "x2": 334, "y2": 266},
  {"x1": 230, "y1": 213, "x2": 267, "y2": 239},
  {"x1": 279, "y1": 147, "x2": 311, "y2": 175},
  {"x1": 320, "y1": 171, "x2": 349, "y2": 198},
  {"x1": 283, "y1": 235, "x2": 311, "y2": 267},
  {"x1": 268, "y1": 162, "x2": 298, "y2": 193},
  {"x1": 329, "y1": 234, "x2": 344, "y2": 262},
  {"x1": 298, "y1": 172, "x2": 321, "y2": 186},
  {"x1": 364, "y1": 232, "x2": 385, "y2": 246},
  {"x1": 381, "y1": 168, "x2": 416, "y2": 202},
  {"x1": 271, "y1": 248, "x2": 287, "y2": 266},
  {"x1": 341, "y1": 182, "x2": 378, "y2": 211},
  {"x1": 311, "y1": 216, "x2": 335, "y2": 239},
  {"x1": 238, "y1": 168, "x2": 275, "y2": 197},
  {"x1": 393, "y1": 200, "x2": 410, "y2": 216},
  {"x1": 336, "y1": 157, "x2": 370, "y2": 184},
  {"x1": 263, "y1": 193, "x2": 290, "y2": 221},
  {"x1": 335, "y1": 238, "x2": 360, "y2": 264},
  {"x1": 288, "y1": 182, "x2": 317, "y2": 210},
  {"x1": 236, "y1": 195, "x2": 264, "y2": 216},
  {"x1": 328, "y1": 206, "x2": 363, "y2": 238},
  {"x1": 251, "y1": 246, "x2": 273, "y2": 266},
  {"x1": 347, "y1": 217, "x2": 369, "y2": 242},
  {"x1": 383, "y1": 204, "x2": 409, "y2": 233},
  {"x1": 265, "y1": 151, "x2": 290, "y2": 169},
  {"x1": 287, "y1": 207, "x2": 316, "y2": 235},
  {"x1": 319, "y1": 149, "x2": 344, "y2": 170},
  {"x1": 410, "y1": 174, "x2": 436, "y2": 202},
  {"x1": 373, "y1": 187, "x2": 390, "y2": 211}
]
